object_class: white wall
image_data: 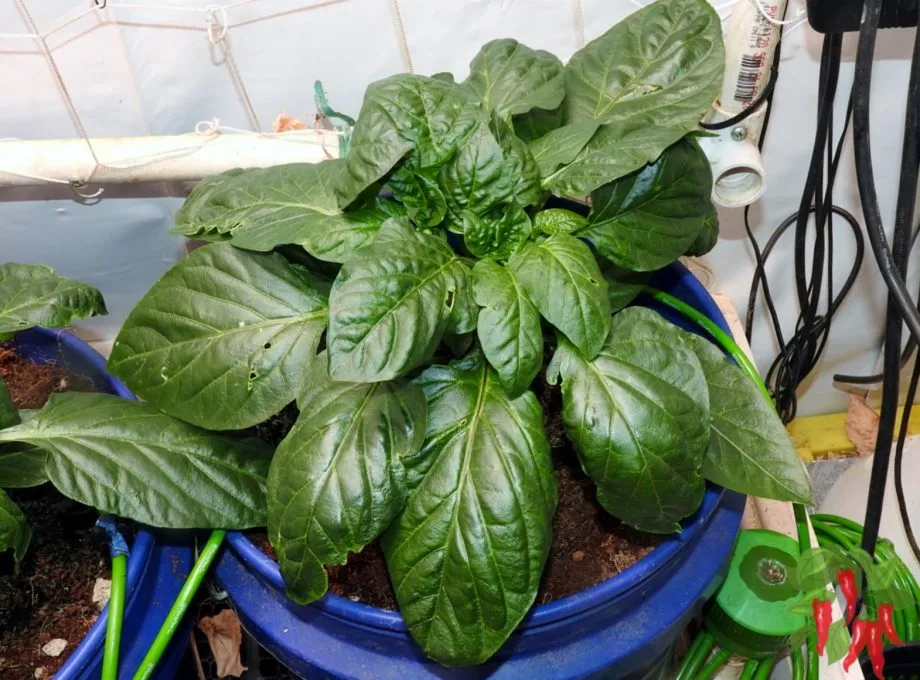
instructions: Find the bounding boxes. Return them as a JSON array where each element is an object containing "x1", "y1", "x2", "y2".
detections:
[{"x1": 0, "y1": 0, "x2": 915, "y2": 416}]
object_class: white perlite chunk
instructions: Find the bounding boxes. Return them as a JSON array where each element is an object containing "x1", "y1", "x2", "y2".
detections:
[
  {"x1": 92, "y1": 577, "x2": 112, "y2": 609},
  {"x1": 41, "y1": 639, "x2": 67, "y2": 658}
]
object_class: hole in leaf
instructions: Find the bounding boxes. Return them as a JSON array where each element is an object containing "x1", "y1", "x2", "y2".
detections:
[
  {"x1": 249, "y1": 371, "x2": 257, "y2": 380},
  {"x1": 446, "y1": 291, "x2": 455, "y2": 308},
  {"x1": 263, "y1": 342, "x2": 272, "y2": 350}
]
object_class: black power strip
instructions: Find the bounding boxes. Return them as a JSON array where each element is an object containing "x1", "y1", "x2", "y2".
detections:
[{"x1": 807, "y1": 0, "x2": 918, "y2": 32}]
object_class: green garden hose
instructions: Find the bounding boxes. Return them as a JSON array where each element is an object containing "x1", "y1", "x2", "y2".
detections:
[{"x1": 132, "y1": 529, "x2": 226, "y2": 680}]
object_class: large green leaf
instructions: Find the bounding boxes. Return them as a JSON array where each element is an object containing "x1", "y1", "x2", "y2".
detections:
[
  {"x1": 600, "y1": 261, "x2": 650, "y2": 313},
  {"x1": 544, "y1": 0, "x2": 723, "y2": 195},
  {"x1": 268, "y1": 357, "x2": 426, "y2": 603},
  {"x1": 339, "y1": 74, "x2": 484, "y2": 205},
  {"x1": 0, "y1": 489, "x2": 30, "y2": 567},
  {"x1": 679, "y1": 332, "x2": 812, "y2": 504},
  {"x1": 508, "y1": 235, "x2": 610, "y2": 358},
  {"x1": 171, "y1": 161, "x2": 389, "y2": 263},
  {"x1": 534, "y1": 208, "x2": 588, "y2": 236},
  {"x1": 327, "y1": 218, "x2": 467, "y2": 382},
  {"x1": 579, "y1": 139, "x2": 714, "y2": 271},
  {"x1": 529, "y1": 121, "x2": 601, "y2": 179},
  {"x1": 439, "y1": 122, "x2": 514, "y2": 228},
  {"x1": 382, "y1": 355, "x2": 556, "y2": 666},
  {"x1": 472, "y1": 260, "x2": 542, "y2": 397},
  {"x1": 550, "y1": 307, "x2": 710, "y2": 533},
  {"x1": 512, "y1": 105, "x2": 565, "y2": 143},
  {"x1": 0, "y1": 445, "x2": 48, "y2": 488},
  {"x1": 0, "y1": 377, "x2": 17, "y2": 430},
  {"x1": 490, "y1": 115, "x2": 543, "y2": 208},
  {"x1": 388, "y1": 165, "x2": 448, "y2": 228},
  {"x1": 108, "y1": 243, "x2": 327, "y2": 430},
  {"x1": 464, "y1": 39, "x2": 565, "y2": 118},
  {"x1": 0, "y1": 393, "x2": 271, "y2": 528},
  {"x1": 685, "y1": 202, "x2": 719, "y2": 256},
  {"x1": 0, "y1": 264, "x2": 106, "y2": 340},
  {"x1": 462, "y1": 204, "x2": 532, "y2": 261},
  {"x1": 464, "y1": 38, "x2": 565, "y2": 118}
]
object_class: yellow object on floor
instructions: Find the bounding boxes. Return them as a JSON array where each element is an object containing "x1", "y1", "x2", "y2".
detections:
[{"x1": 788, "y1": 404, "x2": 920, "y2": 461}]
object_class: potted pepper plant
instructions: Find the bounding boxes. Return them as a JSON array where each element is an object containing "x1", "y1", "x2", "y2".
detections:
[{"x1": 6, "y1": 0, "x2": 813, "y2": 677}]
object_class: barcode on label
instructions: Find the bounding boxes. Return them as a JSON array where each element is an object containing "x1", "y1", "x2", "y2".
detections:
[{"x1": 734, "y1": 53, "x2": 766, "y2": 105}]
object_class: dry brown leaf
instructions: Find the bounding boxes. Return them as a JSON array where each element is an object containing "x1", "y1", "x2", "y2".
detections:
[
  {"x1": 273, "y1": 110, "x2": 307, "y2": 132},
  {"x1": 846, "y1": 393, "x2": 880, "y2": 456},
  {"x1": 198, "y1": 609, "x2": 247, "y2": 678}
]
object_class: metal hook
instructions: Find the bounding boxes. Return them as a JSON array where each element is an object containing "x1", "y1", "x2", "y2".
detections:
[{"x1": 70, "y1": 180, "x2": 104, "y2": 202}]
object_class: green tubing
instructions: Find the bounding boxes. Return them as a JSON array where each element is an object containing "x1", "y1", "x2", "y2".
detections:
[
  {"x1": 101, "y1": 553, "x2": 127, "y2": 680},
  {"x1": 753, "y1": 657, "x2": 776, "y2": 680},
  {"x1": 674, "y1": 632, "x2": 715, "y2": 680},
  {"x1": 132, "y1": 530, "x2": 226, "y2": 680},
  {"x1": 696, "y1": 648, "x2": 731, "y2": 680},
  {"x1": 739, "y1": 659, "x2": 760, "y2": 680},
  {"x1": 806, "y1": 633, "x2": 820, "y2": 680},
  {"x1": 812, "y1": 513, "x2": 864, "y2": 534},
  {"x1": 791, "y1": 645, "x2": 805, "y2": 680},
  {"x1": 644, "y1": 288, "x2": 771, "y2": 403}
]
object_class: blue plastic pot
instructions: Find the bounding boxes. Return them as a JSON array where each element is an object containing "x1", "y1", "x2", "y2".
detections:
[
  {"x1": 215, "y1": 261, "x2": 746, "y2": 680},
  {"x1": 7, "y1": 328, "x2": 194, "y2": 680}
]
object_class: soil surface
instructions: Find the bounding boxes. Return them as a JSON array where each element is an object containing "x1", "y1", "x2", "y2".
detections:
[
  {"x1": 0, "y1": 346, "x2": 111, "y2": 678},
  {"x1": 249, "y1": 368, "x2": 663, "y2": 611}
]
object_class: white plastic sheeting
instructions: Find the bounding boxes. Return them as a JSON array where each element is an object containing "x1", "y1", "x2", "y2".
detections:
[{"x1": 0, "y1": 0, "x2": 915, "y2": 415}]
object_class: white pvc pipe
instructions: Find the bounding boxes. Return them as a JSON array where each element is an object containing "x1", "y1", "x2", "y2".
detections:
[
  {"x1": 0, "y1": 130, "x2": 341, "y2": 188},
  {"x1": 700, "y1": 0, "x2": 788, "y2": 208}
]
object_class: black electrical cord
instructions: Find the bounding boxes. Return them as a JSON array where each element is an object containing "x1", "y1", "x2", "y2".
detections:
[
  {"x1": 853, "y1": 0, "x2": 920, "y2": 558},
  {"x1": 743, "y1": 33, "x2": 864, "y2": 424},
  {"x1": 891, "y1": 16, "x2": 920, "y2": 569},
  {"x1": 853, "y1": 0, "x2": 920, "y2": 346},
  {"x1": 699, "y1": 58, "x2": 779, "y2": 131},
  {"x1": 834, "y1": 223, "x2": 920, "y2": 385}
]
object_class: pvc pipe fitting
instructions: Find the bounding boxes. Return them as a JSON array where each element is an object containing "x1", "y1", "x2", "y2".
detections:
[{"x1": 699, "y1": 132, "x2": 768, "y2": 208}]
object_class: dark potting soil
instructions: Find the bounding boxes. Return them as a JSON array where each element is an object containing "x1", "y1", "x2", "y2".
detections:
[
  {"x1": 249, "y1": 370, "x2": 663, "y2": 611},
  {"x1": 0, "y1": 346, "x2": 115, "y2": 678}
]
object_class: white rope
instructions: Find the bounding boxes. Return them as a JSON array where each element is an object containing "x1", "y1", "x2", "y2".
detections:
[
  {"x1": 749, "y1": 0, "x2": 806, "y2": 26},
  {"x1": 571, "y1": 0, "x2": 585, "y2": 49},
  {"x1": 386, "y1": 0, "x2": 414, "y2": 74}
]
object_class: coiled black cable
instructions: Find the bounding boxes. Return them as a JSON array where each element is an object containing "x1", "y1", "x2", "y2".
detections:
[{"x1": 743, "y1": 34, "x2": 864, "y2": 424}]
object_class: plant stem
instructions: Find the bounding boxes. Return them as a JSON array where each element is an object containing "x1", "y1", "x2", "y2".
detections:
[
  {"x1": 102, "y1": 553, "x2": 127, "y2": 680},
  {"x1": 132, "y1": 530, "x2": 226, "y2": 680}
]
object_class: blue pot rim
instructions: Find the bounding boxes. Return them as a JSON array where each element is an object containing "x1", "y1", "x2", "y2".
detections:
[
  {"x1": 11, "y1": 327, "x2": 151, "y2": 677},
  {"x1": 227, "y1": 260, "x2": 733, "y2": 635}
]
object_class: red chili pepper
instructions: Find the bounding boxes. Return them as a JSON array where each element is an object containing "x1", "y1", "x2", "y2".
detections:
[
  {"x1": 838, "y1": 568, "x2": 859, "y2": 623},
  {"x1": 878, "y1": 603, "x2": 903, "y2": 644},
  {"x1": 844, "y1": 618, "x2": 870, "y2": 672},
  {"x1": 867, "y1": 619, "x2": 886, "y2": 679},
  {"x1": 813, "y1": 598, "x2": 833, "y2": 655}
]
